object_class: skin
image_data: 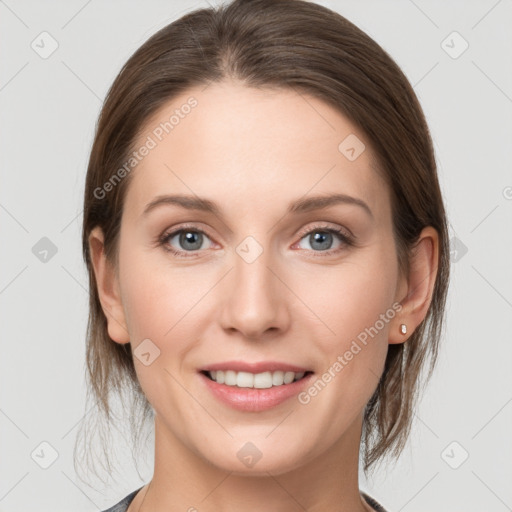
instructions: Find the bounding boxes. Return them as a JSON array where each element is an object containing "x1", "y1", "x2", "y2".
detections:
[{"x1": 89, "y1": 79, "x2": 438, "y2": 512}]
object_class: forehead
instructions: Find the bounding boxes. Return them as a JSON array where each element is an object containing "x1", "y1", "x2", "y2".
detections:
[{"x1": 124, "y1": 80, "x2": 389, "y2": 222}]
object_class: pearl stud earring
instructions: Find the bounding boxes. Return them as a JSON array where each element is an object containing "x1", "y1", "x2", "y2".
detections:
[{"x1": 400, "y1": 324, "x2": 407, "y2": 335}]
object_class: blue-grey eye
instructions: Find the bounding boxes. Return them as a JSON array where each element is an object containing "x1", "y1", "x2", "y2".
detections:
[
  {"x1": 310, "y1": 231, "x2": 332, "y2": 251},
  {"x1": 297, "y1": 229, "x2": 345, "y2": 252},
  {"x1": 168, "y1": 230, "x2": 212, "y2": 251}
]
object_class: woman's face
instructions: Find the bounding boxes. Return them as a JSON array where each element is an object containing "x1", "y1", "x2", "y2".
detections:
[{"x1": 102, "y1": 80, "x2": 409, "y2": 475}]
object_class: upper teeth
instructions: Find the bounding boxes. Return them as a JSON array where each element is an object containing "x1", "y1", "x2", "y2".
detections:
[{"x1": 208, "y1": 370, "x2": 306, "y2": 388}]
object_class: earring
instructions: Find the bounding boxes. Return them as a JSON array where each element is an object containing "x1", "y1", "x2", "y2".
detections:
[{"x1": 400, "y1": 324, "x2": 407, "y2": 335}]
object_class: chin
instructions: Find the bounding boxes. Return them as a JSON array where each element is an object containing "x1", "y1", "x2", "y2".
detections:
[{"x1": 198, "y1": 438, "x2": 310, "y2": 477}]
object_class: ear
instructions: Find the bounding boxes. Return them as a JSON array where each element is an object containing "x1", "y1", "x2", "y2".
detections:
[
  {"x1": 88, "y1": 226, "x2": 130, "y2": 344},
  {"x1": 389, "y1": 226, "x2": 439, "y2": 344}
]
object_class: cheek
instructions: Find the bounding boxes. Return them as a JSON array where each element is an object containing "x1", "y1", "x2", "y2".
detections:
[
  {"x1": 298, "y1": 255, "x2": 397, "y2": 345},
  {"x1": 293, "y1": 246, "x2": 398, "y2": 408},
  {"x1": 117, "y1": 249, "x2": 204, "y2": 412},
  {"x1": 292, "y1": 258, "x2": 396, "y2": 432},
  {"x1": 117, "y1": 244, "x2": 195, "y2": 348}
]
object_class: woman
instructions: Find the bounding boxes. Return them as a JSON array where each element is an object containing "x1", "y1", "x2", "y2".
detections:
[{"x1": 78, "y1": 0, "x2": 450, "y2": 510}]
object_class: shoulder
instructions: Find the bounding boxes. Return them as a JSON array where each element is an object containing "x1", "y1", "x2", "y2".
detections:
[
  {"x1": 100, "y1": 488, "x2": 142, "y2": 512},
  {"x1": 361, "y1": 491, "x2": 390, "y2": 512}
]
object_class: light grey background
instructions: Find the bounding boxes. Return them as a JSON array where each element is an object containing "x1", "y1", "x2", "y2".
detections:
[{"x1": 1, "y1": 0, "x2": 511, "y2": 511}]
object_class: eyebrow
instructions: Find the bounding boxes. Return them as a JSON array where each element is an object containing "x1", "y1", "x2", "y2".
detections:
[{"x1": 142, "y1": 193, "x2": 373, "y2": 219}]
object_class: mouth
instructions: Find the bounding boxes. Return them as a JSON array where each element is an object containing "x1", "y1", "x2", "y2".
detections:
[
  {"x1": 198, "y1": 363, "x2": 315, "y2": 412},
  {"x1": 200, "y1": 369, "x2": 314, "y2": 389}
]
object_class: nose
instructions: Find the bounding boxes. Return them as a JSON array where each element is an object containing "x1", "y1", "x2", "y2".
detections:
[{"x1": 218, "y1": 245, "x2": 291, "y2": 340}]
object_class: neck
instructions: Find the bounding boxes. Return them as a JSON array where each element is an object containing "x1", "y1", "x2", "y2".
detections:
[{"x1": 134, "y1": 411, "x2": 372, "y2": 512}]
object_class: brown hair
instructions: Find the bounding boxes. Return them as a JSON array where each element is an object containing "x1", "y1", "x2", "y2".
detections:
[{"x1": 77, "y1": 0, "x2": 450, "y2": 482}]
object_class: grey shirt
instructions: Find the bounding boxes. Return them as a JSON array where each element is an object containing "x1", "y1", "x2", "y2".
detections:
[{"x1": 101, "y1": 487, "x2": 389, "y2": 512}]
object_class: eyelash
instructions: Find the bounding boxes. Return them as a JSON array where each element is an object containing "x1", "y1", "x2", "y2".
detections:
[{"x1": 157, "y1": 223, "x2": 354, "y2": 258}]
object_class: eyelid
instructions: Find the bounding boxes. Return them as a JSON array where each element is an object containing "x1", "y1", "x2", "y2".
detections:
[
  {"x1": 295, "y1": 221, "x2": 353, "y2": 241},
  {"x1": 159, "y1": 222, "x2": 215, "y2": 241}
]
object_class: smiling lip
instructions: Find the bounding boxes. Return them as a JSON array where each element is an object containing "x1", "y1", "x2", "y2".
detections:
[
  {"x1": 198, "y1": 361, "x2": 314, "y2": 412},
  {"x1": 200, "y1": 361, "x2": 311, "y2": 373}
]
